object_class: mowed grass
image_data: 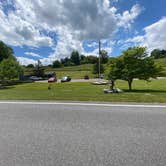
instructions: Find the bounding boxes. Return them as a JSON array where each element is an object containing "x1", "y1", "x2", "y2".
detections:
[
  {"x1": 155, "y1": 58, "x2": 166, "y2": 67},
  {"x1": 0, "y1": 79, "x2": 166, "y2": 102},
  {"x1": 48, "y1": 64, "x2": 96, "y2": 79},
  {"x1": 55, "y1": 71, "x2": 95, "y2": 79},
  {"x1": 155, "y1": 58, "x2": 166, "y2": 76},
  {"x1": 24, "y1": 64, "x2": 96, "y2": 79}
]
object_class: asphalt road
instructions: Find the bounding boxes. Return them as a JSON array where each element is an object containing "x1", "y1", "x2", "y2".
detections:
[{"x1": 0, "y1": 102, "x2": 166, "y2": 166}]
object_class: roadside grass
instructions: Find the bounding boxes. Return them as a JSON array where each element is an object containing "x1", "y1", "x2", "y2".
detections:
[{"x1": 0, "y1": 79, "x2": 166, "y2": 102}]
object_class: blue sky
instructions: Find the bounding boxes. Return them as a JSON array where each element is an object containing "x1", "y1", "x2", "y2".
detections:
[{"x1": 0, "y1": 0, "x2": 166, "y2": 65}]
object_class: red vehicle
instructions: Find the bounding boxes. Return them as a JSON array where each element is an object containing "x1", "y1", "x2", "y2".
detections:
[{"x1": 48, "y1": 77, "x2": 57, "y2": 83}]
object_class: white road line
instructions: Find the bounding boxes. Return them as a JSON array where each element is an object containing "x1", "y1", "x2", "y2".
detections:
[{"x1": 0, "y1": 101, "x2": 166, "y2": 108}]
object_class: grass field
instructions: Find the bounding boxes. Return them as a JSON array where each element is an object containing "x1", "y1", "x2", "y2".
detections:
[
  {"x1": 0, "y1": 79, "x2": 166, "y2": 102},
  {"x1": 154, "y1": 58, "x2": 166, "y2": 76},
  {"x1": 25, "y1": 64, "x2": 96, "y2": 79},
  {"x1": 48, "y1": 64, "x2": 96, "y2": 79},
  {"x1": 155, "y1": 58, "x2": 166, "y2": 67}
]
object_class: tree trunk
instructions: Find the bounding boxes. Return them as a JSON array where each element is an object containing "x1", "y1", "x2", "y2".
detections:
[
  {"x1": 128, "y1": 79, "x2": 133, "y2": 91},
  {"x1": 110, "y1": 80, "x2": 115, "y2": 90}
]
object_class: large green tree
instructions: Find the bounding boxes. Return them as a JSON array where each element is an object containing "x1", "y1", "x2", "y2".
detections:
[
  {"x1": 106, "y1": 47, "x2": 161, "y2": 91},
  {"x1": 53, "y1": 60, "x2": 62, "y2": 68},
  {"x1": 0, "y1": 41, "x2": 14, "y2": 62},
  {"x1": 100, "y1": 50, "x2": 109, "y2": 64},
  {"x1": 33, "y1": 60, "x2": 44, "y2": 77},
  {"x1": 105, "y1": 58, "x2": 123, "y2": 90},
  {"x1": 0, "y1": 57, "x2": 23, "y2": 80},
  {"x1": 151, "y1": 49, "x2": 166, "y2": 59},
  {"x1": 0, "y1": 41, "x2": 23, "y2": 82},
  {"x1": 70, "y1": 50, "x2": 80, "y2": 65}
]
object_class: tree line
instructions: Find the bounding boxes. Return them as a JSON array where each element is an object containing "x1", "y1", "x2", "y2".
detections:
[
  {"x1": 0, "y1": 41, "x2": 23, "y2": 83},
  {"x1": 51, "y1": 50, "x2": 109, "y2": 68},
  {"x1": 26, "y1": 48, "x2": 166, "y2": 69},
  {"x1": 151, "y1": 49, "x2": 166, "y2": 59}
]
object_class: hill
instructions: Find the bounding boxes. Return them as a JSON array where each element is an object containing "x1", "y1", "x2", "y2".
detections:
[
  {"x1": 154, "y1": 58, "x2": 166, "y2": 76},
  {"x1": 24, "y1": 64, "x2": 96, "y2": 79}
]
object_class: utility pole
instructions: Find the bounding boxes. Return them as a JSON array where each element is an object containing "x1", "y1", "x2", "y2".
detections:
[{"x1": 98, "y1": 40, "x2": 101, "y2": 78}]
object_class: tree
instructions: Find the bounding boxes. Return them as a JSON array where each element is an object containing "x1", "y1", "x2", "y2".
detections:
[
  {"x1": 100, "y1": 50, "x2": 109, "y2": 64},
  {"x1": 53, "y1": 60, "x2": 61, "y2": 68},
  {"x1": 33, "y1": 60, "x2": 44, "y2": 77},
  {"x1": 0, "y1": 57, "x2": 23, "y2": 80},
  {"x1": 70, "y1": 50, "x2": 80, "y2": 65},
  {"x1": 0, "y1": 41, "x2": 14, "y2": 62},
  {"x1": 80, "y1": 55, "x2": 86, "y2": 64},
  {"x1": 26, "y1": 64, "x2": 34, "y2": 68},
  {"x1": 106, "y1": 47, "x2": 161, "y2": 91},
  {"x1": 92, "y1": 61, "x2": 104, "y2": 76},
  {"x1": 61, "y1": 57, "x2": 73, "y2": 66},
  {"x1": 85, "y1": 55, "x2": 98, "y2": 64},
  {"x1": 151, "y1": 49, "x2": 166, "y2": 59},
  {"x1": 105, "y1": 58, "x2": 123, "y2": 90}
]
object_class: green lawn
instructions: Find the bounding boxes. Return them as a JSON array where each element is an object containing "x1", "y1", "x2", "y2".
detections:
[
  {"x1": 48, "y1": 64, "x2": 96, "y2": 79},
  {"x1": 154, "y1": 58, "x2": 166, "y2": 76},
  {"x1": 155, "y1": 58, "x2": 166, "y2": 67},
  {"x1": 55, "y1": 71, "x2": 95, "y2": 79},
  {"x1": 24, "y1": 64, "x2": 96, "y2": 79},
  {"x1": 0, "y1": 79, "x2": 166, "y2": 102}
]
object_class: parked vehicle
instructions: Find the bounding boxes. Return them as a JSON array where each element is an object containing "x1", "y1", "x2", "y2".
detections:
[
  {"x1": 29, "y1": 76, "x2": 42, "y2": 81},
  {"x1": 61, "y1": 76, "x2": 71, "y2": 82},
  {"x1": 84, "y1": 75, "x2": 89, "y2": 80},
  {"x1": 48, "y1": 77, "x2": 57, "y2": 83},
  {"x1": 99, "y1": 74, "x2": 104, "y2": 79}
]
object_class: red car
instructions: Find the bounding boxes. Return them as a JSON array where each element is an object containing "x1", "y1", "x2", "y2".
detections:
[{"x1": 48, "y1": 77, "x2": 57, "y2": 83}]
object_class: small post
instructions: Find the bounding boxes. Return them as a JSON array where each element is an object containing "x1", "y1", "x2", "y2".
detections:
[{"x1": 98, "y1": 40, "x2": 101, "y2": 79}]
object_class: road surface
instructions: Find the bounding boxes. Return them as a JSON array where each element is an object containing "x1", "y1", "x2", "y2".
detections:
[{"x1": 0, "y1": 101, "x2": 166, "y2": 166}]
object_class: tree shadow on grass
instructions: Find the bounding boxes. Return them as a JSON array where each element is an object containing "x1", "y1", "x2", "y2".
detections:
[
  {"x1": 0, "y1": 86, "x2": 15, "y2": 90},
  {"x1": 123, "y1": 89, "x2": 166, "y2": 93},
  {"x1": 0, "y1": 80, "x2": 33, "y2": 90}
]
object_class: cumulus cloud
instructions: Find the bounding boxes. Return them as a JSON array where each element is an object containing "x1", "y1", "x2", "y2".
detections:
[
  {"x1": 125, "y1": 17, "x2": 166, "y2": 53},
  {"x1": 25, "y1": 52, "x2": 42, "y2": 58},
  {"x1": 126, "y1": 35, "x2": 144, "y2": 44},
  {"x1": 143, "y1": 17, "x2": 166, "y2": 51},
  {"x1": 117, "y1": 4, "x2": 143, "y2": 29},
  {"x1": 17, "y1": 57, "x2": 36, "y2": 65},
  {"x1": 0, "y1": 0, "x2": 143, "y2": 64},
  {"x1": 0, "y1": 9, "x2": 53, "y2": 47}
]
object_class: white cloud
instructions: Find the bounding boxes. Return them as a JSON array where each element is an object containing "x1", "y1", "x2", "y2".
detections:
[
  {"x1": 82, "y1": 39, "x2": 114, "y2": 56},
  {"x1": 112, "y1": 0, "x2": 119, "y2": 2},
  {"x1": 143, "y1": 17, "x2": 166, "y2": 51},
  {"x1": 0, "y1": 6, "x2": 53, "y2": 47},
  {"x1": 25, "y1": 52, "x2": 42, "y2": 58},
  {"x1": 125, "y1": 17, "x2": 166, "y2": 53},
  {"x1": 0, "y1": 0, "x2": 143, "y2": 65},
  {"x1": 17, "y1": 57, "x2": 36, "y2": 65},
  {"x1": 117, "y1": 4, "x2": 143, "y2": 29},
  {"x1": 126, "y1": 35, "x2": 144, "y2": 44}
]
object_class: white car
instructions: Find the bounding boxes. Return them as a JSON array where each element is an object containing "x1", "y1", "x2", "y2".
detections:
[{"x1": 29, "y1": 76, "x2": 42, "y2": 81}]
